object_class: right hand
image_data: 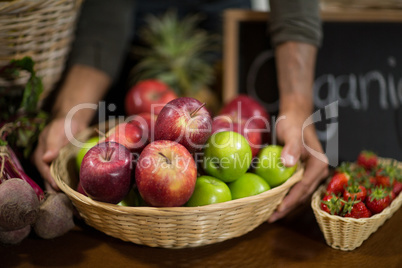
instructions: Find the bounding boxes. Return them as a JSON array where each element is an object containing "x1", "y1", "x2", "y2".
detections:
[
  {"x1": 33, "y1": 117, "x2": 86, "y2": 192},
  {"x1": 268, "y1": 110, "x2": 329, "y2": 222}
]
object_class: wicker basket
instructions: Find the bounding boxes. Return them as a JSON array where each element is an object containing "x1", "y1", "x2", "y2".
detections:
[
  {"x1": 311, "y1": 158, "x2": 402, "y2": 251},
  {"x1": 320, "y1": 0, "x2": 402, "y2": 10},
  {"x1": 50, "y1": 126, "x2": 304, "y2": 249},
  {"x1": 0, "y1": 0, "x2": 83, "y2": 99}
]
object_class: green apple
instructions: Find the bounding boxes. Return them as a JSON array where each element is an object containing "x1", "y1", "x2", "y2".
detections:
[
  {"x1": 203, "y1": 131, "x2": 252, "y2": 183},
  {"x1": 254, "y1": 145, "x2": 297, "y2": 188},
  {"x1": 76, "y1": 136, "x2": 100, "y2": 171},
  {"x1": 118, "y1": 188, "x2": 141, "y2": 207},
  {"x1": 228, "y1": 172, "x2": 270, "y2": 199},
  {"x1": 186, "y1": 176, "x2": 232, "y2": 206}
]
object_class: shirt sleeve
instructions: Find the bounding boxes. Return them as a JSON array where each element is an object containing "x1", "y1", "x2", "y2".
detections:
[
  {"x1": 68, "y1": 0, "x2": 135, "y2": 81},
  {"x1": 269, "y1": 0, "x2": 322, "y2": 48}
]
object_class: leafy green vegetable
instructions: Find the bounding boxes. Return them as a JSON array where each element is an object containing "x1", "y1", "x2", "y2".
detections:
[{"x1": 0, "y1": 57, "x2": 48, "y2": 159}]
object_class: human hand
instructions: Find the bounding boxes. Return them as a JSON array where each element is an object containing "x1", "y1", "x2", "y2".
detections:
[
  {"x1": 268, "y1": 111, "x2": 329, "y2": 222},
  {"x1": 33, "y1": 117, "x2": 86, "y2": 192}
]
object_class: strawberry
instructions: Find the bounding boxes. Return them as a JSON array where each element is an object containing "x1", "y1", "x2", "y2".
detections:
[
  {"x1": 343, "y1": 182, "x2": 367, "y2": 202},
  {"x1": 366, "y1": 186, "x2": 393, "y2": 214},
  {"x1": 357, "y1": 150, "x2": 378, "y2": 171},
  {"x1": 386, "y1": 164, "x2": 402, "y2": 196},
  {"x1": 353, "y1": 165, "x2": 369, "y2": 180},
  {"x1": 333, "y1": 162, "x2": 352, "y2": 176},
  {"x1": 368, "y1": 175, "x2": 378, "y2": 187},
  {"x1": 320, "y1": 194, "x2": 343, "y2": 215},
  {"x1": 326, "y1": 172, "x2": 350, "y2": 195},
  {"x1": 390, "y1": 190, "x2": 396, "y2": 201},
  {"x1": 375, "y1": 173, "x2": 391, "y2": 188},
  {"x1": 342, "y1": 199, "x2": 372, "y2": 219},
  {"x1": 393, "y1": 180, "x2": 402, "y2": 196}
]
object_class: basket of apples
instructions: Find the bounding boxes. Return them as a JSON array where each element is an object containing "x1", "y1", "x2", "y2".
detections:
[
  {"x1": 311, "y1": 151, "x2": 402, "y2": 251},
  {"x1": 50, "y1": 91, "x2": 303, "y2": 249}
]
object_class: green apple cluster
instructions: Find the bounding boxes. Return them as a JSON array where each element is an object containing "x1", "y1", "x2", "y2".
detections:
[{"x1": 186, "y1": 131, "x2": 297, "y2": 206}]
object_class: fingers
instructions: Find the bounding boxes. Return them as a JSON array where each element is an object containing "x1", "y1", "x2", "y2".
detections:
[
  {"x1": 276, "y1": 119, "x2": 303, "y2": 167},
  {"x1": 268, "y1": 182, "x2": 306, "y2": 223},
  {"x1": 281, "y1": 136, "x2": 301, "y2": 167},
  {"x1": 268, "y1": 126, "x2": 329, "y2": 223},
  {"x1": 33, "y1": 136, "x2": 61, "y2": 191},
  {"x1": 44, "y1": 181, "x2": 57, "y2": 193},
  {"x1": 32, "y1": 122, "x2": 66, "y2": 191},
  {"x1": 42, "y1": 148, "x2": 59, "y2": 163},
  {"x1": 41, "y1": 121, "x2": 67, "y2": 162},
  {"x1": 268, "y1": 154, "x2": 328, "y2": 223}
]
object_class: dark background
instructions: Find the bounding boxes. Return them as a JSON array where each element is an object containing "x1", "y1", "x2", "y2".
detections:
[{"x1": 237, "y1": 20, "x2": 402, "y2": 164}]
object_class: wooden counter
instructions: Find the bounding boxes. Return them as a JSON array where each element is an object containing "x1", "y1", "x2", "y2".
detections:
[{"x1": 2, "y1": 199, "x2": 401, "y2": 267}]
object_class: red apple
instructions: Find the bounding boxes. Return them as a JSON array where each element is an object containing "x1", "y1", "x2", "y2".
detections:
[
  {"x1": 80, "y1": 142, "x2": 133, "y2": 204},
  {"x1": 103, "y1": 121, "x2": 147, "y2": 154},
  {"x1": 125, "y1": 79, "x2": 177, "y2": 116},
  {"x1": 154, "y1": 97, "x2": 212, "y2": 152},
  {"x1": 135, "y1": 140, "x2": 197, "y2": 207},
  {"x1": 76, "y1": 181, "x2": 87, "y2": 196},
  {"x1": 220, "y1": 94, "x2": 270, "y2": 131},
  {"x1": 129, "y1": 112, "x2": 157, "y2": 143},
  {"x1": 212, "y1": 114, "x2": 262, "y2": 157}
]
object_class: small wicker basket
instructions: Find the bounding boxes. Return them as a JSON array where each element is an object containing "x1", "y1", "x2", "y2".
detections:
[
  {"x1": 0, "y1": 0, "x2": 83, "y2": 99},
  {"x1": 50, "y1": 126, "x2": 304, "y2": 249},
  {"x1": 311, "y1": 158, "x2": 402, "y2": 251}
]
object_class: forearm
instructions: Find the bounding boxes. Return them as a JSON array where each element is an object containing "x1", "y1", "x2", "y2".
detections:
[
  {"x1": 52, "y1": 64, "x2": 111, "y2": 126},
  {"x1": 276, "y1": 41, "x2": 317, "y2": 119},
  {"x1": 269, "y1": 0, "x2": 321, "y2": 117}
]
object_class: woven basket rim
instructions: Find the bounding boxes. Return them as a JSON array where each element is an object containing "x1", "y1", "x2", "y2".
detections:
[
  {"x1": 51, "y1": 137, "x2": 304, "y2": 216},
  {"x1": 0, "y1": 0, "x2": 83, "y2": 11},
  {"x1": 311, "y1": 157, "x2": 402, "y2": 223}
]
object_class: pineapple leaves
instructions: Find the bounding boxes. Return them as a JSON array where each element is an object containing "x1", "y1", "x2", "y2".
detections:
[{"x1": 131, "y1": 10, "x2": 219, "y2": 96}]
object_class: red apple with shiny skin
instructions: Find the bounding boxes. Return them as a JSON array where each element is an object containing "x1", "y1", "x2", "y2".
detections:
[
  {"x1": 154, "y1": 97, "x2": 212, "y2": 152},
  {"x1": 125, "y1": 79, "x2": 177, "y2": 116},
  {"x1": 220, "y1": 94, "x2": 270, "y2": 131},
  {"x1": 135, "y1": 140, "x2": 197, "y2": 207},
  {"x1": 103, "y1": 121, "x2": 147, "y2": 154},
  {"x1": 76, "y1": 181, "x2": 87, "y2": 196},
  {"x1": 80, "y1": 142, "x2": 133, "y2": 204},
  {"x1": 212, "y1": 114, "x2": 262, "y2": 157},
  {"x1": 129, "y1": 112, "x2": 157, "y2": 143}
]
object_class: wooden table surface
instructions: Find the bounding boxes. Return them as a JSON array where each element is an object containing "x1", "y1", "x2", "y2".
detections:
[{"x1": 2, "y1": 199, "x2": 402, "y2": 268}]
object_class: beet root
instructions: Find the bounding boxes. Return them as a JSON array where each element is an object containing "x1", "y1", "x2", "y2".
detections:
[
  {"x1": 0, "y1": 225, "x2": 31, "y2": 245},
  {"x1": 33, "y1": 192, "x2": 75, "y2": 239},
  {"x1": 0, "y1": 179, "x2": 40, "y2": 231}
]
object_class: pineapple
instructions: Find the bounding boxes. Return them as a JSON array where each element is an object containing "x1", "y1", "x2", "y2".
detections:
[{"x1": 130, "y1": 10, "x2": 221, "y2": 114}]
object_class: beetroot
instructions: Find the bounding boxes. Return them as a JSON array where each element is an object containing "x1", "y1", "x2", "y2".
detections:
[
  {"x1": 33, "y1": 193, "x2": 75, "y2": 239},
  {"x1": 0, "y1": 225, "x2": 31, "y2": 245},
  {"x1": 1, "y1": 146, "x2": 45, "y2": 201},
  {"x1": 0, "y1": 179, "x2": 40, "y2": 231}
]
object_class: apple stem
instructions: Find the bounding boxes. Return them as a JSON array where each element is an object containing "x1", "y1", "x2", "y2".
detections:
[
  {"x1": 95, "y1": 128, "x2": 106, "y2": 138},
  {"x1": 159, "y1": 152, "x2": 171, "y2": 165},
  {"x1": 190, "y1": 103, "x2": 206, "y2": 117},
  {"x1": 105, "y1": 146, "x2": 115, "y2": 161}
]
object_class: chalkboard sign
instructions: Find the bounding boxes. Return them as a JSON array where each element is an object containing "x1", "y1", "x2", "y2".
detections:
[{"x1": 223, "y1": 9, "x2": 402, "y2": 164}]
